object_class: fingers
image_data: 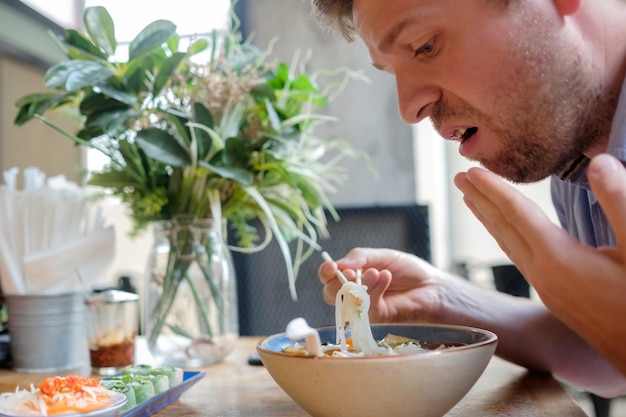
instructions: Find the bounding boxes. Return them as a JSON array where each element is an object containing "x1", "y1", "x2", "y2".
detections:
[
  {"x1": 454, "y1": 167, "x2": 571, "y2": 267},
  {"x1": 318, "y1": 258, "x2": 355, "y2": 285},
  {"x1": 319, "y1": 256, "x2": 358, "y2": 304},
  {"x1": 318, "y1": 248, "x2": 395, "y2": 305},
  {"x1": 588, "y1": 154, "x2": 626, "y2": 245},
  {"x1": 365, "y1": 268, "x2": 392, "y2": 315},
  {"x1": 322, "y1": 277, "x2": 343, "y2": 305},
  {"x1": 318, "y1": 247, "x2": 397, "y2": 283},
  {"x1": 453, "y1": 168, "x2": 534, "y2": 261}
]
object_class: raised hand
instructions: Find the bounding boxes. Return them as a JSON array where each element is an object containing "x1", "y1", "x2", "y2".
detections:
[{"x1": 454, "y1": 153, "x2": 626, "y2": 376}]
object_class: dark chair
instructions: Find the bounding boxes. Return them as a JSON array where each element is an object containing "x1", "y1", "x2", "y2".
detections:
[
  {"x1": 491, "y1": 264, "x2": 530, "y2": 298},
  {"x1": 590, "y1": 394, "x2": 612, "y2": 417},
  {"x1": 233, "y1": 204, "x2": 431, "y2": 336}
]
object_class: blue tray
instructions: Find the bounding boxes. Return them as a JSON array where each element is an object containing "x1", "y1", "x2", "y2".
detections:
[{"x1": 119, "y1": 371, "x2": 205, "y2": 417}]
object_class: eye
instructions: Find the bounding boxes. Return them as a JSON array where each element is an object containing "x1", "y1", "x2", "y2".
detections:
[{"x1": 414, "y1": 36, "x2": 436, "y2": 58}]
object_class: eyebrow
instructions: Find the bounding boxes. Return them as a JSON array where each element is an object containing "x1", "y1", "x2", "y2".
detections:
[
  {"x1": 377, "y1": 16, "x2": 425, "y2": 54},
  {"x1": 372, "y1": 14, "x2": 432, "y2": 71}
]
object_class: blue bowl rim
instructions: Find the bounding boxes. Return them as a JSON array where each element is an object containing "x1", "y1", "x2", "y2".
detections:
[{"x1": 257, "y1": 323, "x2": 498, "y2": 360}]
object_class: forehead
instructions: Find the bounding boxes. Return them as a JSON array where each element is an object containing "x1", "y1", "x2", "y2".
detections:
[{"x1": 352, "y1": 0, "x2": 448, "y2": 50}]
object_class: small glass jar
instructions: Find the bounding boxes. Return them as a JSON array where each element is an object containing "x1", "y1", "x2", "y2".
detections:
[{"x1": 85, "y1": 290, "x2": 139, "y2": 375}]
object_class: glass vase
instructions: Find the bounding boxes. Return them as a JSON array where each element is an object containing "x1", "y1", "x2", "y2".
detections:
[{"x1": 144, "y1": 214, "x2": 238, "y2": 367}]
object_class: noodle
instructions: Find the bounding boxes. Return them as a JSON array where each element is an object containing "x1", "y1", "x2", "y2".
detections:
[
  {"x1": 335, "y1": 281, "x2": 388, "y2": 356},
  {"x1": 283, "y1": 254, "x2": 457, "y2": 357}
]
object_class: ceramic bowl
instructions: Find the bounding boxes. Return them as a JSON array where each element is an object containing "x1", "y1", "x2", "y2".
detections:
[{"x1": 257, "y1": 323, "x2": 498, "y2": 417}]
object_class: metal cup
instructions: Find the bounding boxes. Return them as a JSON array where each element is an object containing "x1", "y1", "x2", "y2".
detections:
[
  {"x1": 86, "y1": 289, "x2": 139, "y2": 375},
  {"x1": 6, "y1": 292, "x2": 87, "y2": 372}
]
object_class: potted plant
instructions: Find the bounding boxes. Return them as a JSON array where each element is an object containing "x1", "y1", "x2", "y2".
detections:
[{"x1": 14, "y1": 4, "x2": 366, "y2": 366}]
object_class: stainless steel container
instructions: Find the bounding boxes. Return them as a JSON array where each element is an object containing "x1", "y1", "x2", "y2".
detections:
[{"x1": 5, "y1": 291, "x2": 87, "y2": 372}]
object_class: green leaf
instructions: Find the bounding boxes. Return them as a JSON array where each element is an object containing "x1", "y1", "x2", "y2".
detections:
[
  {"x1": 13, "y1": 104, "x2": 35, "y2": 126},
  {"x1": 88, "y1": 170, "x2": 146, "y2": 189},
  {"x1": 95, "y1": 85, "x2": 138, "y2": 107},
  {"x1": 79, "y1": 93, "x2": 129, "y2": 116},
  {"x1": 14, "y1": 92, "x2": 61, "y2": 110},
  {"x1": 264, "y1": 99, "x2": 282, "y2": 132},
  {"x1": 166, "y1": 33, "x2": 180, "y2": 53},
  {"x1": 153, "y1": 52, "x2": 187, "y2": 97},
  {"x1": 83, "y1": 108, "x2": 134, "y2": 133},
  {"x1": 193, "y1": 103, "x2": 214, "y2": 129},
  {"x1": 13, "y1": 92, "x2": 77, "y2": 125},
  {"x1": 198, "y1": 160, "x2": 253, "y2": 185},
  {"x1": 45, "y1": 60, "x2": 114, "y2": 91},
  {"x1": 135, "y1": 128, "x2": 191, "y2": 167},
  {"x1": 223, "y1": 137, "x2": 248, "y2": 167},
  {"x1": 83, "y1": 6, "x2": 116, "y2": 56},
  {"x1": 291, "y1": 74, "x2": 318, "y2": 92},
  {"x1": 187, "y1": 39, "x2": 209, "y2": 56},
  {"x1": 294, "y1": 175, "x2": 321, "y2": 208},
  {"x1": 243, "y1": 186, "x2": 297, "y2": 300},
  {"x1": 76, "y1": 125, "x2": 105, "y2": 141},
  {"x1": 192, "y1": 103, "x2": 214, "y2": 158},
  {"x1": 64, "y1": 29, "x2": 108, "y2": 59},
  {"x1": 118, "y1": 139, "x2": 147, "y2": 180},
  {"x1": 129, "y1": 20, "x2": 176, "y2": 60},
  {"x1": 124, "y1": 54, "x2": 155, "y2": 94},
  {"x1": 251, "y1": 84, "x2": 276, "y2": 101},
  {"x1": 160, "y1": 108, "x2": 192, "y2": 149},
  {"x1": 268, "y1": 62, "x2": 289, "y2": 88}
]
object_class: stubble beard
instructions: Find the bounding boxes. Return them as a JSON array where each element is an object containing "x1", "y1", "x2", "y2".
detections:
[{"x1": 432, "y1": 11, "x2": 617, "y2": 184}]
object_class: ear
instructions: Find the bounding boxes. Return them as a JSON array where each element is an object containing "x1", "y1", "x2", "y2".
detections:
[{"x1": 553, "y1": 0, "x2": 582, "y2": 16}]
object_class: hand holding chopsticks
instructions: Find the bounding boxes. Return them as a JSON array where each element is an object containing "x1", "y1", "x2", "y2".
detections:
[{"x1": 321, "y1": 251, "x2": 349, "y2": 285}]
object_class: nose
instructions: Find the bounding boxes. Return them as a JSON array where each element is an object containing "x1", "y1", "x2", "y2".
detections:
[{"x1": 395, "y1": 70, "x2": 440, "y2": 125}]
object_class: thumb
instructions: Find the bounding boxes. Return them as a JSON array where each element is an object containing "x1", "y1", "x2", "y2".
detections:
[{"x1": 588, "y1": 154, "x2": 626, "y2": 243}]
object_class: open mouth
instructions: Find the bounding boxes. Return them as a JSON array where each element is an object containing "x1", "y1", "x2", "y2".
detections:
[{"x1": 453, "y1": 127, "x2": 478, "y2": 142}]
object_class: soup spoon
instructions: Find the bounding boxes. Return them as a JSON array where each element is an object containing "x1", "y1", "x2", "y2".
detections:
[{"x1": 286, "y1": 317, "x2": 323, "y2": 357}]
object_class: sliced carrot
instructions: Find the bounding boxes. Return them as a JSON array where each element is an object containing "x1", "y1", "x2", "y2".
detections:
[
  {"x1": 25, "y1": 376, "x2": 113, "y2": 415},
  {"x1": 346, "y1": 338, "x2": 354, "y2": 349},
  {"x1": 39, "y1": 376, "x2": 100, "y2": 396}
]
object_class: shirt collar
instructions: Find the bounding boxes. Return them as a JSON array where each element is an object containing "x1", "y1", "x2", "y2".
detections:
[{"x1": 557, "y1": 154, "x2": 590, "y2": 182}]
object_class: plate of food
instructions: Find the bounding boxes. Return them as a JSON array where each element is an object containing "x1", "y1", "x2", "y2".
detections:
[
  {"x1": 0, "y1": 376, "x2": 127, "y2": 417},
  {"x1": 0, "y1": 365, "x2": 205, "y2": 417}
]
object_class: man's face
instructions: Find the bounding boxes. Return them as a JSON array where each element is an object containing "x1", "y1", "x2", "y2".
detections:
[{"x1": 353, "y1": 0, "x2": 615, "y2": 183}]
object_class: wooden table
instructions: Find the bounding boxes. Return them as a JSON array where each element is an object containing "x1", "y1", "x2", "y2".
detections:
[{"x1": 0, "y1": 337, "x2": 587, "y2": 416}]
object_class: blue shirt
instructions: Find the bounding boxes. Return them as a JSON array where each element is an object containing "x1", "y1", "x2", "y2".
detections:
[{"x1": 550, "y1": 76, "x2": 626, "y2": 247}]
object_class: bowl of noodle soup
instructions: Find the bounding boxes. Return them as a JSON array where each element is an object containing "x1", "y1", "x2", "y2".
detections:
[{"x1": 257, "y1": 323, "x2": 497, "y2": 417}]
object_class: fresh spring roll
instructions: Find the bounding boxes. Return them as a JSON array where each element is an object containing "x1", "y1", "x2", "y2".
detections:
[
  {"x1": 112, "y1": 385, "x2": 137, "y2": 413},
  {"x1": 143, "y1": 374, "x2": 170, "y2": 394},
  {"x1": 99, "y1": 381, "x2": 138, "y2": 413},
  {"x1": 123, "y1": 364, "x2": 153, "y2": 376},
  {"x1": 152, "y1": 366, "x2": 184, "y2": 387},
  {"x1": 129, "y1": 379, "x2": 156, "y2": 404},
  {"x1": 101, "y1": 374, "x2": 133, "y2": 386}
]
